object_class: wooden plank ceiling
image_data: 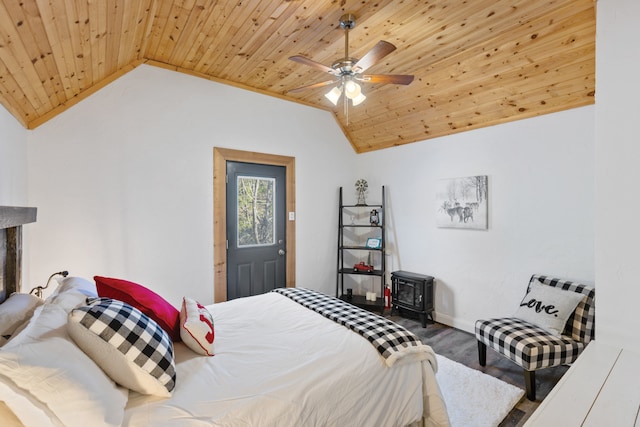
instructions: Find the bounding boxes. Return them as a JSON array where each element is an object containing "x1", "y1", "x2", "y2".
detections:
[{"x1": 0, "y1": 0, "x2": 595, "y2": 153}]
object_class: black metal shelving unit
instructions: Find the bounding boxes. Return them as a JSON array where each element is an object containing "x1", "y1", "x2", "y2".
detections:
[{"x1": 336, "y1": 186, "x2": 386, "y2": 314}]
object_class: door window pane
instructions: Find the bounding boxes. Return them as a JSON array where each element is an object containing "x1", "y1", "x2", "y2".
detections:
[{"x1": 236, "y1": 176, "x2": 276, "y2": 247}]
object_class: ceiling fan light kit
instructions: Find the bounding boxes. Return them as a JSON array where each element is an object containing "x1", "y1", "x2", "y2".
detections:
[
  {"x1": 344, "y1": 80, "x2": 361, "y2": 99},
  {"x1": 288, "y1": 13, "x2": 414, "y2": 123},
  {"x1": 325, "y1": 86, "x2": 343, "y2": 105},
  {"x1": 351, "y1": 92, "x2": 367, "y2": 106}
]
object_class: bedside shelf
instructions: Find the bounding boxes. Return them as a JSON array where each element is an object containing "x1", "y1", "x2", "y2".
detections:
[
  {"x1": 342, "y1": 204, "x2": 383, "y2": 209},
  {"x1": 340, "y1": 245, "x2": 383, "y2": 250},
  {"x1": 338, "y1": 268, "x2": 384, "y2": 276},
  {"x1": 336, "y1": 186, "x2": 386, "y2": 314},
  {"x1": 338, "y1": 294, "x2": 384, "y2": 310}
]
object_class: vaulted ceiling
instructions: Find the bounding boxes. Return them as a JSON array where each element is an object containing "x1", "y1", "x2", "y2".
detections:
[{"x1": 0, "y1": 0, "x2": 595, "y2": 153}]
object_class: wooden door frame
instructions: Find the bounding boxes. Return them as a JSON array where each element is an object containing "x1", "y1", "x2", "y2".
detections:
[{"x1": 213, "y1": 147, "x2": 295, "y2": 302}]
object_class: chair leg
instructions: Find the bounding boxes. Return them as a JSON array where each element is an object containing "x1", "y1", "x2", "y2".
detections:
[
  {"x1": 477, "y1": 341, "x2": 487, "y2": 366},
  {"x1": 524, "y1": 370, "x2": 536, "y2": 401}
]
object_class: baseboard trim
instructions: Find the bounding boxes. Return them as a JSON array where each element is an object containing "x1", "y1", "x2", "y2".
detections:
[{"x1": 433, "y1": 311, "x2": 476, "y2": 335}]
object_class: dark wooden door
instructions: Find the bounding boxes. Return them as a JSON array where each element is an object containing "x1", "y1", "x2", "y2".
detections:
[{"x1": 226, "y1": 161, "x2": 286, "y2": 299}]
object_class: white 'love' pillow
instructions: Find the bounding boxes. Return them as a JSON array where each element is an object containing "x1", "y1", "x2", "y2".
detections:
[{"x1": 514, "y1": 280, "x2": 585, "y2": 336}]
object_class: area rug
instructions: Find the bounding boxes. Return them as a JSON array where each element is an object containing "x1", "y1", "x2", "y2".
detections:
[{"x1": 436, "y1": 354, "x2": 525, "y2": 427}]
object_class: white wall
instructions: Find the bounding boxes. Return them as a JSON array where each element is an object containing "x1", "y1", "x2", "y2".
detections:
[
  {"x1": 595, "y1": 0, "x2": 640, "y2": 352},
  {"x1": 0, "y1": 105, "x2": 28, "y2": 205},
  {"x1": 5, "y1": 0, "x2": 639, "y2": 353},
  {"x1": 11, "y1": 61, "x2": 596, "y2": 337},
  {"x1": 360, "y1": 106, "x2": 595, "y2": 332},
  {"x1": 0, "y1": 105, "x2": 31, "y2": 286},
  {"x1": 26, "y1": 64, "x2": 356, "y2": 305}
]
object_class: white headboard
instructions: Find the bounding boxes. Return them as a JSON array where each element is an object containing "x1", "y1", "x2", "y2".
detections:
[{"x1": 0, "y1": 206, "x2": 37, "y2": 302}]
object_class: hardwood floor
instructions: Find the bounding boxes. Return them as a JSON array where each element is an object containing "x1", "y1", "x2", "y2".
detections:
[{"x1": 390, "y1": 314, "x2": 569, "y2": 427}]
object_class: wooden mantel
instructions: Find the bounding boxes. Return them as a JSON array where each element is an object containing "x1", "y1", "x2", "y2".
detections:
[
  {"x1": 0, "y1": 206, "x2": 37, "y2": 301},
  {"x1": 0, "y1": 206, "x2": 37, "y2": 229}
]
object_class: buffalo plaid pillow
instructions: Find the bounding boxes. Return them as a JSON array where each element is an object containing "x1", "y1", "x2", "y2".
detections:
[{"x1": 68, "y1": 297, "x2": 176, "y2": 397}]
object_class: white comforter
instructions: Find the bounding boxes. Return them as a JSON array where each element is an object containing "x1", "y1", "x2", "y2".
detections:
[{"x1": 123, "y1": 292, "x2": 450, "y2": 427}]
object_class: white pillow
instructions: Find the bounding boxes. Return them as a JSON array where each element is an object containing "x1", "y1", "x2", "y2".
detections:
[
  {"x1": 54, "y1": 276, "x2": 98, "y2": 298},
  {"x1": 3, "y1": 279, "x2": 97, "y2": 350},
  {"x1": 68, "y1": 297, "x2": 176, "y2": 397},
  {"x1": 0, "y1": 293, "x2": 43, "y2": 343},
  {"x1": 180, "y1": 297, "x2": 215, "y2": 356},
  {"x1": 45, "y1": 276, "x2": 99, "y2": 311},
  {"x1": 514, "y1": 280, "x2": 586, "y2": 336},
  {"x1": 0, "y1": 302, "x2": 128, "y2": 427}
]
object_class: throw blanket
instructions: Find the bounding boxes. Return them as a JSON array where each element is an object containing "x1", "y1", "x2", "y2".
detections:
[{"x1": 272, "y1": 287, "x2": 437, "y2": 369}]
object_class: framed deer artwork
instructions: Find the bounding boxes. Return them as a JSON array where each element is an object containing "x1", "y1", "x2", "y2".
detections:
[{"x1": 436, "y1": 175, "x2": 488, "y2": 230}]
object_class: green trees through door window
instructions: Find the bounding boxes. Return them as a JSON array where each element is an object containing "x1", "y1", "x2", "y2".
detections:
[{"x1": 236, "y1": 176, "x2": 275, "y2": 247}]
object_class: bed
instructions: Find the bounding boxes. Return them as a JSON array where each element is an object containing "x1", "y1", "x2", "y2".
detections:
[{"x1": 0, "y1": 207, "x2": 450, "y2": 427}]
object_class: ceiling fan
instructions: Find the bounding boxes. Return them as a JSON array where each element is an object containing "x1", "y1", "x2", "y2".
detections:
[{"x1": 288, "y1": 13, "x2": 414, "y2": 116}]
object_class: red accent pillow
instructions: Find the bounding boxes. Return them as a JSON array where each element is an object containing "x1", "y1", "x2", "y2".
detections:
[
  {"x1": 180, "y1": 297, "x2": 215, "y2": 356},
  {"x1": 94, "y1": 276, "x2": 181, "y2": 342}
]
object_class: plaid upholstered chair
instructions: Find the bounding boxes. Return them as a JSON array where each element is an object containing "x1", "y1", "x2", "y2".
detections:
[{"x1": 475, "y1": 274, "x2": 595, "y2": 401}]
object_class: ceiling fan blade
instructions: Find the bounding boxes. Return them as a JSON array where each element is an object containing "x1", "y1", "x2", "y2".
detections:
[
  {"x1": 289, "y1": 55, "x2": 338, "y2": 75},
  {"x1": 287, "y1": 80, "x2": 339, "y2": 93},
  {"x1": 361, "y1": 74, "x2": 415, "y2": 85},
  {"x1": 353, "y1": 41, "x2": 397, "y2": 73}
]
